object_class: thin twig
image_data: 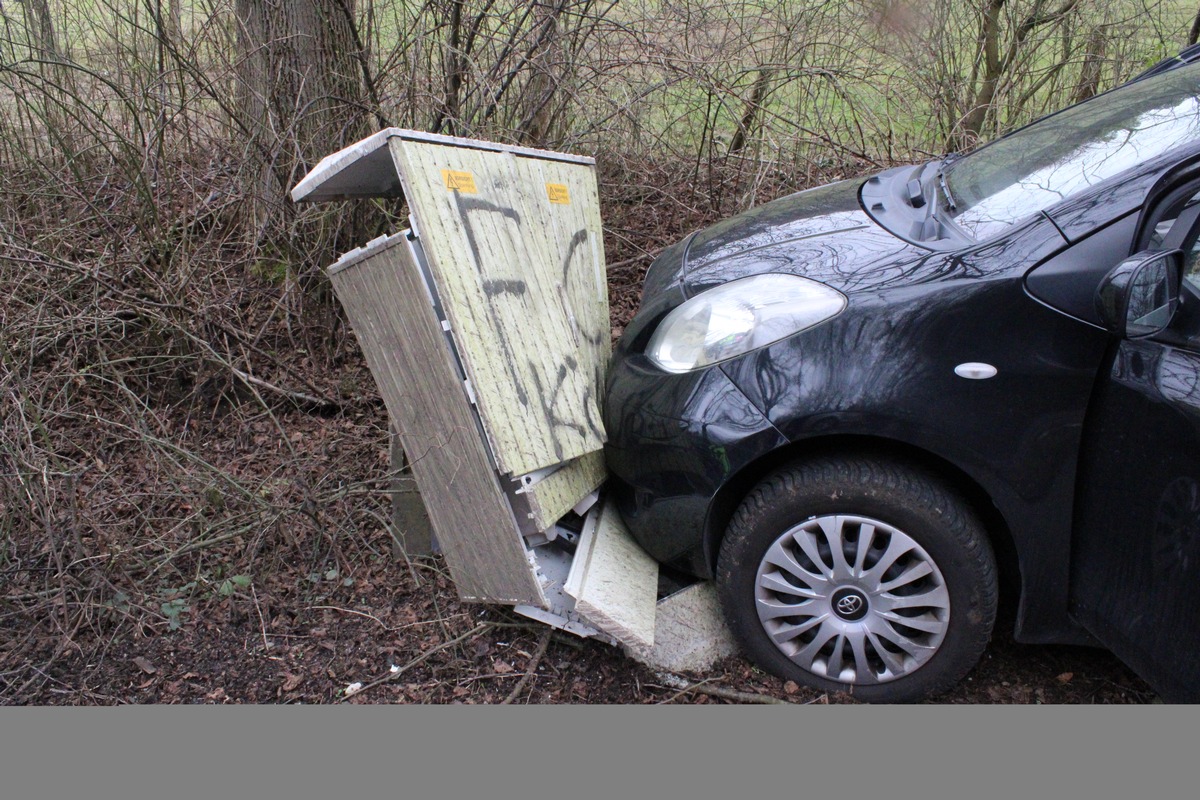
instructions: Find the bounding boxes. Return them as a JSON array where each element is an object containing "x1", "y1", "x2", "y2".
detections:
[
  {"x1": 605, "y1": 250, "x2": 662, "y2": 271},
  {"x1": 308, "y1": 605, "x2": 386, "y2": 628},
  {"x1": 684, "y1": 683, "x2": 800, "y2": 705},
  {"x1": 250, "y1": 584, "x2": 271, "y2": 655}
]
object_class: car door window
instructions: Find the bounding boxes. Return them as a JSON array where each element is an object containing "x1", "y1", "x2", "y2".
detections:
[
  {"x1": 1144, "y1": 190, "x2": 1200, "y2": 294},
  {"x1": 1184, "y1": 226, "x2": 1200, "y2": 295}
]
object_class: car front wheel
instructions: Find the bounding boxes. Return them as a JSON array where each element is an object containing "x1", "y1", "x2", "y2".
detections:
[{"x1": 715, "y1": 456, "x2": 998, "y2": 703}]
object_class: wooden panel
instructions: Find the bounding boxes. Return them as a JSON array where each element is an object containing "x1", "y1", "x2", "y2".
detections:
[
  {"x1": 390, "y1": 428, "x2": 433, "y2": 557},
  {"x1": 389, "y1": 138, "x2": 608, "y2": 477},
  {"x1": 290, "y1": 129, "x2": 403, "y2": 202},
  {"x1": 520, "y1": 451, "x2": 607, "y2": 531},
  {"x1": 327, "y1": 234, "x2": 544, "y2": 606},
  {"x1": 509, "y1": 156, "x2": 611, "y2": 412},
  {"x1": 564, "y1": 499, "x2": 658, "y2": 653}
]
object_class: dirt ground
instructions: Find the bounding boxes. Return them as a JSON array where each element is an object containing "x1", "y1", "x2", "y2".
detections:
[{"x1": 10, "y1": 540, "x2": 1154, "y2": 705}]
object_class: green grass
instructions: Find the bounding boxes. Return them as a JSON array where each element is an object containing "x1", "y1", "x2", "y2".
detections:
[{"x1": 14, "y1": 0, "x2": 1196, "y2": 167}]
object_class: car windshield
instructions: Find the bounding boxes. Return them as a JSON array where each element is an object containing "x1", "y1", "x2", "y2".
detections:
[{"x1": 943, "y1": 62, "x2": 1200, "y2": 240}]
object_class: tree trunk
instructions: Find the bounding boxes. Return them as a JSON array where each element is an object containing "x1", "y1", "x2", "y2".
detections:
[
  {"x1": 516, "y1": 1, "x2": 567, "y2": 146},
  {"x1": 16, "y1": 0, "x2": 59, "y2": 60},
  {"x1": 1071, "y1": 26, "x2": 1106, "y2": 105},
  {"x1": 15, "y1": 0, "x2": 71, "y2": 160},
  {"x1": 1190, "y1": 5, "x2": 1200, "y2": 46},
  {"x1": 235, "y1": 0, "x2": 370, "y2": 214},
  {"x1": 437, "y1": 0, "x2": 466, "y2": 135},
  {"x1": 953, "y1": 0, "x2": 1080, "y2": 151},
  {"x1": 955, "y1": 0, "x2": 1007, "y2": 150},
  {"x1": 728, "y1": 69, "x2": 774, "y2": 156}
]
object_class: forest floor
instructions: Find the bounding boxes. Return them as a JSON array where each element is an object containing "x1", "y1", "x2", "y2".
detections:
[{"x1": 10, "y1": 522, "x2": 1155, "y2": 705}]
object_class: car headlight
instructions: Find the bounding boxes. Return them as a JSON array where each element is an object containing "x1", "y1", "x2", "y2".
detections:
[{"x1": 645, "y1": 273, "x2": 846, "y2": 373}]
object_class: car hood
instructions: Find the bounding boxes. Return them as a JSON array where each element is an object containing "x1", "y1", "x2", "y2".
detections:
[{"x1": 643, "y1": 178, "x2": 926, "y2": 301}]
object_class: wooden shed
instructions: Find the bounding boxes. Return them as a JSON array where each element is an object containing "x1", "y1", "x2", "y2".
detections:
[{"x1": 292, "y1": 129, "x2": 664, "y2": 654}]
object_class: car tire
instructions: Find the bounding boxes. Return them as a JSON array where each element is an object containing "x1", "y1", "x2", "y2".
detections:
[{"x1": 715, "y1": 456, "x2": 998, "y2": 703}]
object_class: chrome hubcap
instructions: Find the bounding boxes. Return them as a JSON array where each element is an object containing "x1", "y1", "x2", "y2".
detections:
[{"x1": 754, "y1": 514, "x2": 950, "y2": 685}]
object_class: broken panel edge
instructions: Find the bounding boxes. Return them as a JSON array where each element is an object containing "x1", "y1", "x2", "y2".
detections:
[
  {"x1": 291, "y1": 127, "x2": 595, "y2": 204},
  {"x1": 565, "y1": 499, "x2": 658, "y2": 653}
]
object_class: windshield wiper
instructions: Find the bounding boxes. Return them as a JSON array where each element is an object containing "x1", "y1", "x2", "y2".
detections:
[
  {"x1": 907, "y1": 156, "x2": 970, "y2": 245},
  {"x1": 938, "y1": 171, "x2": 957, "y2": 211},
  {"x1": 935, "y1": 152, "x2": 960, "y2": 211}
]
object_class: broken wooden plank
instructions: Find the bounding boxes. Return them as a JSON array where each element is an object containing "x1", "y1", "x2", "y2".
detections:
[
  {"x1": 518, "y1": 451, "x2": 608, "y2": 531},
  {"x1": 290, "y1": 128, "x2": 595, "y2": 204},
  {"x1": 564, "y1": 498, "x2": 658, "y2": 653},
  {"x1": 290, "y1": 129, "x2": 404, "y2": 202},
  {"x1": 389, "y1": 138, "x2": 608, "y2": 477},
  {"x1": 327, "y1": 233, "x2": 545, "y2": 606}
]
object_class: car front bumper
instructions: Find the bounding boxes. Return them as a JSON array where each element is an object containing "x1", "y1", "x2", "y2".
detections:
[{"x1": 603, "y1": 352, "x2": 788, "y2": 576}]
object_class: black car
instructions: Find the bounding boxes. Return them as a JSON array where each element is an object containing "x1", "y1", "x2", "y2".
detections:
[{"x1": 603, "y1": 58, "x2": 1200, "y2": 702}]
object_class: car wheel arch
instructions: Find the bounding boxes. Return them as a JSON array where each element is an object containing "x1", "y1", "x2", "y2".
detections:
[{"x1": 701, "y1": 434, "x2": 1022, "y2": 616}]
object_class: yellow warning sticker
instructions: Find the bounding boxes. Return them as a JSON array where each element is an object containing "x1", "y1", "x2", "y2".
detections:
[
  {"x1": 546, "y1": 183, "x2": 571, "y2": 205},
  {"x1": 442, "y1": 169, "x2": 477, "y2": 193}
]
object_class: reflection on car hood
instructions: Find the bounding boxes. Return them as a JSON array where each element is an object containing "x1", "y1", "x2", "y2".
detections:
[{"x1": 670, "y1": 178, "x2": 925, "y2": 296}]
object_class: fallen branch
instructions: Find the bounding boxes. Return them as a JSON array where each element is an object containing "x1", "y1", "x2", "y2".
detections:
[
  {"x1": 229, "y1": 366, "x2": 340, "y2": 412},
  {"x1": 654, "y1": 672, "x2": 806, "y2": 705},
  {"x1": 606, "y1": 249, "x2": 663, "y2": 271},
  {"x1": 500, "y1": 628, "x2": 553, "y2": 704},
  {"x1": 343, "y1": 622, "x2": 493, "y2": 702},
  {"x1": 684, "y1": 683, "x2": 800, "y2": 705}
]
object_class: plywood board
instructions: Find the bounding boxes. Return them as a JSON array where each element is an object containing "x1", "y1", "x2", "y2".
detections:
[
  {"x1": 389, "y1": 138, "x2": 609, "y2": 477},
  {"x1": 564, "y1": 499, "x2": 658, "y2": 653},
  {"x1": 327, "y1": 233, "x2": 544, "y2": 606},
  {"x1": 519, "y1": 451, "x2": 608, "y2": 531},
  {"x1": 636, "y1": 582, "x2": 738, "y2": 674}
]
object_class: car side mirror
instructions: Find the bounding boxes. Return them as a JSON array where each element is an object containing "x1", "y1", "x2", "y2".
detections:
[{"x1": 1095, "y1": 250, "x2": 1183, "y2": 338}]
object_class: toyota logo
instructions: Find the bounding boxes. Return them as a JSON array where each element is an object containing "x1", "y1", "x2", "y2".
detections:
[{"x1": 836, "y1": 595, "x2": 864, "y2": 616}]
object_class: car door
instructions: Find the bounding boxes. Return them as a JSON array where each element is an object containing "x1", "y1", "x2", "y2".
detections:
[{"x1": 1071, "y1": 182, "x2": 1200, "y2": 703}]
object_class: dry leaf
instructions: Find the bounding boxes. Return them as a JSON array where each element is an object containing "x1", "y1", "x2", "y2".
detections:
[
  {"x1": 493, "y1": 659, "x2": 515, "y2": 674},
  {"x1": 1056, "y1": 672, "x2": 1074, "y2": 683},
  {"x1": 133, "y1": 657, "x2": 157, "y2": 675}
]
